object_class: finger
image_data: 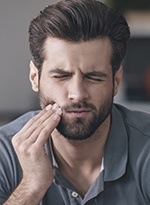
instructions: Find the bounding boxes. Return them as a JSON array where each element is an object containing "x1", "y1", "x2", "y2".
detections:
[
  {"x1": 12, "y1": 103, "x2": 60, "y2": 147},
  {"x1": 19, "y1": 104, "x2": 53, "y2": 135},
  {"x1": 24, "y1": 107, "x2": 62, "y2": 144},
  {"x1": 15, "y1": 104, "x2": 59, "y2": 142},
  {"x1": 35, "y1": 109, "x2": 62, "y2": 146}
]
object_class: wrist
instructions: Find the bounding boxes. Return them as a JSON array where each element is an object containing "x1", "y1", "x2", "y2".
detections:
[
  {"x1": 20, "y1": 178, "x2": 50, "y2": 202},
  {"x1": 3, "y1": 179, "x2": 50, "y2": 205}
]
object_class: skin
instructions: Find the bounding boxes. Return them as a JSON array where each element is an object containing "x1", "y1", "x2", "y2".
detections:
[{"x1": 5, "y1": 37, "x2": 122, "y2": 204}]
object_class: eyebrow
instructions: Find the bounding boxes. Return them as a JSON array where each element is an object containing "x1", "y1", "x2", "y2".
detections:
[
  {"x1": 48, "y1": 68, "x2": 72, "y2": 75},
  {"x1": 85, "y1": 71, "x2": 108, "y2": 78},
  {"x1": 48, "y1": 68, "x2": 108, "y2": 77}
]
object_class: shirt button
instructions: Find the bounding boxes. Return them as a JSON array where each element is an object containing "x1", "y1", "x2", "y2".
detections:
[{"x1": 71, "y1": 191, "x2": 78, "y2": 198}]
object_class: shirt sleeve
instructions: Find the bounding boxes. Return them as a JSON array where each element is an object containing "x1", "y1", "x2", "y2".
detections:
[
  {"x1": 138, "y1": 140, "x2": 150, "y2": 204},
  {"x1": 0, "y1": 133, "x2": 22, "y2": 204}
]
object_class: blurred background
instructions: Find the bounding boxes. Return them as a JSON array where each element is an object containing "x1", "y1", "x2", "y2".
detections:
[{"x1": 0, "y1": 0, "x2": 150, "y2": 125}]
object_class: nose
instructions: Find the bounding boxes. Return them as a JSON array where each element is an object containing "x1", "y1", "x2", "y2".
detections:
[{"x1": 68, "y1": 75, "x2": 89, "y2": 102}]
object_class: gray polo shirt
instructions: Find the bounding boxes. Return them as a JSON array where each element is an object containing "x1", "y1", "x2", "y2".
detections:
[{"x1": 1, "y1": 104, "x2": 150, "y2": 205}]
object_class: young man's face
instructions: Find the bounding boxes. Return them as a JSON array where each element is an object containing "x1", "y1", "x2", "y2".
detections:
[{"x1": 30, "y1": 37, "x2": 122, "y2": 140}]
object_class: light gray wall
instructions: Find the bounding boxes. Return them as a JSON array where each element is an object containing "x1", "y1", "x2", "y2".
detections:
[
  {"x1": 0, "y1": 0, "x2": 56, "y2": 113},
  {"x1": 0, "y1": 0, "x2": 149, "y2": 121}
]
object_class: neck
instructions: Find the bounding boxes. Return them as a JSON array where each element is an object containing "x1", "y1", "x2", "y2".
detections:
[
  {"x1": 51, "y1": 115, "x2": 110, "y2": 196},
  {"x1": 51, "y1": 115, "x2": 110, "y2": 170}
]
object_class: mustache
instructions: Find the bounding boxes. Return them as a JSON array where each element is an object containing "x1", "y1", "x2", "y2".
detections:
[
  {"x1": 38, "y1": 94, "x2": 97, "y2": 111},
  {"x1": 62, "y1": 102, "x2": 97, "y2": 112}
]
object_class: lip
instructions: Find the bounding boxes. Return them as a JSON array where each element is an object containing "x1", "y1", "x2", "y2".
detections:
[{"x1": 65, "y1": 110, "x2": 91, "y2": 117}]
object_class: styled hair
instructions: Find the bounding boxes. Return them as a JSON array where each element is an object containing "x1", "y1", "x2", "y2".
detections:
[{"x1": 29, "y1": 0, "x2": 130, "y2": 74}]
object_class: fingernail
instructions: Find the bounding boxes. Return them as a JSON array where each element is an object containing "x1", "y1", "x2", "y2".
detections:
[
  {"x1": 45, "y1": 104, "x2": 52, "y2": 110},
  {"x1": 52, "y1": 103, "x2": 59, "y2": 110},
  {"x1": 53, "y1": 113, "x2": 61, "y2": 120},
  {"x1": 56, "y1": 108, "x2": 62, "y2": 116}
]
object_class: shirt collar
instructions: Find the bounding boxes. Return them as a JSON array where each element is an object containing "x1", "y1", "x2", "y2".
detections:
[
  {"x1": 49, "y1": 138, "x2": 59, "y2": 168},
  {"x1": 48, "y1": 138, "x2": 104, "y2": 172},
  {"x1": 104, "y1": 105, "x2": 128, "y2": 181}
]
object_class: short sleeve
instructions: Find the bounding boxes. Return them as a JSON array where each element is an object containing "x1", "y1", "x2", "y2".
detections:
[{"x1": 0, "y1": 133, "x2": 22, "y2": 204}]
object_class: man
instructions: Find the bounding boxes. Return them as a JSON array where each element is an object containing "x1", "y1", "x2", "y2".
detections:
[{"x1": 0, "y1": 0, "x2": 150, "y2": 204}]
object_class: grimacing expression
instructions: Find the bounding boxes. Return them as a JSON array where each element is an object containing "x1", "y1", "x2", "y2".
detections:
[
  {"x1": 39, "y1": 92, "x2": 113, "y2": 140},
  {"x1": 30, "y1": 37, "x2": 122, "y2": 141}
]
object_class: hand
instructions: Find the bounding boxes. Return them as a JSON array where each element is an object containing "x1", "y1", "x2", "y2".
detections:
[{"x1": 12, "y1": 104, "x2": 62, "y2": 193}]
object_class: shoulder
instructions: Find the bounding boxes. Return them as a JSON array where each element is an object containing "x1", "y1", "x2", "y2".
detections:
[
  {"x1": 114, "y1": 104, "x2": 150, "y2": 138},
  {"x1": 0, "y1": 110, "x2": 39, "y2": 160},
  {"x1": 114, "y1": 104, "x2": 150, "y2": 200},
  {"x1": 114, "y1": 104, "x2": 150, "y2": 163},
  {"x1": 0, "y1": 110, "x2": 39, "y2": 203},
  {"x1": 0, "y1": 112, "x2": 37, "y2": 204},
  {"x1": 0, "y1": 110, "x2": 39, "y2": 139}
]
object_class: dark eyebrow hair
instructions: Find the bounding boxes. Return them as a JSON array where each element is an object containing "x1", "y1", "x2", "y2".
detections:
[
  {"x1": 48, "y1": 68, "x2": 72, "y2": 75},
  {"x1": 48, "y1": 68, "x2": 108, "y2": 78},
  {"x1": 85, "y1": 71, "x2": 108, "y2": 78}
]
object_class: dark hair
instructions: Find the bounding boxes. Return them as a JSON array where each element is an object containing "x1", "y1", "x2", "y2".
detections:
[{"x1": 29, "y1": 0, "x2": 130, "y2": 74}]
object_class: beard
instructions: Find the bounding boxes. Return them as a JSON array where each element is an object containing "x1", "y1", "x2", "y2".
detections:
[
  {"x1": 39, "y1": 92, "x2": 113, "y2": 141},
  {"x1": 56, "y1": 100, "x2": 113, "y2": 141}
]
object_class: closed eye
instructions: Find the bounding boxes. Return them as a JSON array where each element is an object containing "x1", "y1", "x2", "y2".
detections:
[
  {"x1": 48, "y1": 68, "x2": 72, "y2": 80},
  {"x1": 85, "y1": 71, "x2": 108, "y2": 82},
  {"x1": 85, "y1": 75, "x2": 105, "y2": 82},
  {"x1": 52, "y1": 74, "x2": 71, "y2": 79}
]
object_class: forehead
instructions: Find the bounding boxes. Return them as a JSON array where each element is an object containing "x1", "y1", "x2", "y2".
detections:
[{"x1": 43, "y1": 37, "x2": 112, "y2": 72}]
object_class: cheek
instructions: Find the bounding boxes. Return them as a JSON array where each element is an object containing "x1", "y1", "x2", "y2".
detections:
[
  {"x1": 92, "y1": 83, "x2": 114, "y2": 104},
  {"x1": 40, "y1": 82, "x2": 67, "y2": 105}
]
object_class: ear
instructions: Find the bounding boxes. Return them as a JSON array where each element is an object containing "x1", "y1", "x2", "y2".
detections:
[
  {"x1": 113, "y1": 66, "x2": 123, "y2": 96},
  {"x1": 29, "y1": 61, "x2": 39, "y2": 92}
]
